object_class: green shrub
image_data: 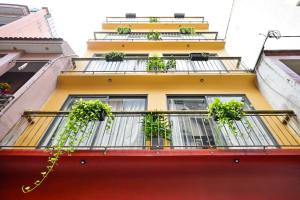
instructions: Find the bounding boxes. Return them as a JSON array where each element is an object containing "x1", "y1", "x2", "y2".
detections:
[
  {"x1": 142, "y1": 112, "x2": 171, "y2": 141},
  {"x1": 117, "y1": 27, "x2": 131, "y2": 34},
  {"x1": 208, "y1": 98, "x2": 245, "y2": 134},
  {"x1": 179, "y1": 27, "x2": 195, "y2": 34},
  {"x1": 105, "y1": 52, "x2": 125, "y2": 61},
  {"x1": 146, "y1": 56, "x2": 176, "y2": 72},
  {"x1": 147, "y1": 31, "x2": 161, "y2": 40},
  {"x1": 149, "y1": 17, "x2": 159, "y2": 23}
]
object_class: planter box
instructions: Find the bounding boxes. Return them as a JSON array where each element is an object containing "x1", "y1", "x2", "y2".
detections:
[
  {"x1": 190, "y1": 53, "x2": 209, "y2": 61},
  {"x1": 146, "y1": 137, "x2": 170, "y2": 150},
  {"x1": 98, "y1": 109, "x2": 106, "y2": 121},
  {"x1": 105, "y1": 56, "x2": 124, "y2": 62},
  {"x1": 125, "y1": 13, "x2": 136, "y2": 18},
  {"x1": 174, "y1": 13, "x2": 185, "y2": 18}
]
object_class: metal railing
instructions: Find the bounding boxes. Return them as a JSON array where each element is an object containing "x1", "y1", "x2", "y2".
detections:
[
  {"x1": 1, "y1": 110, "x2": 299, "y2": 150},
  {"x1": 0, "y1": 94, "x2": 14, "y2": 112},
  {"x1": 93, "y1": 32, "x2": 219, "y2": 41},
  {"x1": 66, "y1": 56, "x2": 251, "y2": 73},
  {"x1": 105, "y1": 16, "x2": 206, "y2": 23}
]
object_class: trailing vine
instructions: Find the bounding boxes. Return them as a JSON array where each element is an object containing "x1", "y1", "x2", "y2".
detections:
[{"x1": 22, "y1": 99, "x2": 113, "y2": 193}]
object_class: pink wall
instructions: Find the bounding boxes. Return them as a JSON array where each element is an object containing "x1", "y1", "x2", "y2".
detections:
[{"x1": 0, "y1": 9, "x2": 52, "y2": 38}]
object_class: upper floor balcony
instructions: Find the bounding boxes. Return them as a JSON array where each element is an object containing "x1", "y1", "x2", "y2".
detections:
[
  {"x1": 0, "y1": 60, "x2": 49, "y2": 112},
  {"x1": 102, "y1": 14, "x2": 209, "y2": 30},
  {"x1": 69, "y1": 54, "x2": 251, "y2": 74},
  {"x1": 88, "y1": 32, "x2": 225, "y2": 51},
  {"x1": 93, "y1": 31, "x2": 219, "y2": 41}
]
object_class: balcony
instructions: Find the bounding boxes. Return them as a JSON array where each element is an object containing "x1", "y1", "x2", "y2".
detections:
[
  {"x1": 0, "y1": 60, "x2": 49, "y2": 112},
  {"x1": 105, "y1": 16, "x2": 206, "y2": 24},
  {"x1": 102, "y1": 16, "x2": 209, "y2": 30},
  {"x1": 93, "y1": 31, "x2": 219, "y2": 41},
  {"x1": 1, "y1": 110, "x2": 299, "y2": 150},
  {"x1": 68, "y1": 55, "x2": 250, "y2": 73}
]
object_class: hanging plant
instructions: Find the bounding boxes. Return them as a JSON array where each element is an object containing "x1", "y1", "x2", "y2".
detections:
[
  {"x1": 208, "y1": 98, "x2": 246, "y2": 134},
  {"x1": 22, "y1": 99, "x2": 113, "y2": 193},
  {"x1": 0, "y1": 82, "x2": 11, "y2": 94},
  {"x1": 105, "y1": 52, "x2": 125, "y2": 62},
  {"x1": 149, "y1": 17, "x2": 159, "y2": 23},
  {"x1": 179, "y1": 27, "x2": 195, "y2": 34},
  {"x1": 142, "y1": 112, "x2": 171, "y2": 143},
  {"x1": 147, "y1": 31, "x2": 161, "y2": 40},
  {"x1": 117, "y1": 27, "x2": 131, "y2": 34},
  {"x1": 146, "y1": 56, "x2": 176, "y2": 72}
]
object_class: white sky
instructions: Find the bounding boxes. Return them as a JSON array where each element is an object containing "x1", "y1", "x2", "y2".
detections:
[{"x1": 4, "y1": 0, "x2": 300, "y2": 67}]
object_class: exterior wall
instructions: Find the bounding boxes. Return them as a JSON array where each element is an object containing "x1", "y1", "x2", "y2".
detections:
[
  {"x1": 43, "y1": 74, "x2": 269, "y2": 111},
  {"x1": 0, "y1": 9, "x2": 52, "y2": 38},
  {"x1": 257, "y1": 53, "x2": 300, "y2": 120},
  {"x1": 87, "y1": 41, "x2": 225, "y2": 51},
  {"x1": 0, "y1": 42, "x2": 75, "y2": 140}
]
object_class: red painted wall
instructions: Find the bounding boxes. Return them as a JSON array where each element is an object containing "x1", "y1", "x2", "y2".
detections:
[{"x1": 0, "y1": 150, "x2": 300, "y2": 200}]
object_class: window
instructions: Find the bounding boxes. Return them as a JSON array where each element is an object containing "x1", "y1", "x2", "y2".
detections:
[
  {"x1": 280, "y1": 59, "x2": 300, "y2": 76},
  {"x1": 38, "y1": 95, "x2": 147, "y2": 149},
  {"x1": 168, "y1": 95, "x2": 277, "y2": 148}
]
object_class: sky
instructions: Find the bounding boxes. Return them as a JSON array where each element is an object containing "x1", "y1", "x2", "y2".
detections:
[{"x1": 4, "y1": 0, "x2": 300, "y2": 68}]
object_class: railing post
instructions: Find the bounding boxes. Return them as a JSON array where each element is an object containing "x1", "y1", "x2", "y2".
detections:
[{"x1": 236, "y1": 58, "x2": 241, "y2": 69}]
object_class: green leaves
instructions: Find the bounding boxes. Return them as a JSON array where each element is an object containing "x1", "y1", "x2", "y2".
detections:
[
  {"x1": 147, "y1": 31, "x2": 161, "y2": 40},
  {"x1": 208, "y1": 98, "x2": 245, "y2": 134},
  {"x1": 146, "y1": 56, "x2": 176, "y2": 72},
  {"x1": 149, "y1": 17, "x2": 159, "y2": 23},
  {"x1": 105, "y1": 52, "x2": 124, "y2": 62},
  {"x1": 179, "y1": 27, "x2": 195, "y2": 34},
  {"x1": 117, "y1": 27, "x2": 131, "y2": 34},
  {"x1": 22, "y1": 99, "x2": 114, "y2": 193},
  {"x1": 142, "y1": 113, "x2": 171, "y2": 141}
]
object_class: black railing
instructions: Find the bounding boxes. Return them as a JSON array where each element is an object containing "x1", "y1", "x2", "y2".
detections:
[
  {"x1": 66, "y1": 56, "x2": 251, "y2": 73},
  {"x1": 0, "y1": 94, "x2": 14, "y2": 112},
  {"x1": 105, "y1": 16, "x2": 206, "y2": 23},
  {"x1": 1, "y1": 110, "x2": 299, "y2": 150},
  {"x1": 93, "y1": 32, "x2": 219, "y2": 41}
]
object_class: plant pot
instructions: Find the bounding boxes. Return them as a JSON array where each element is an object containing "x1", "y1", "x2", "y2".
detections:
[
  {"x1": 190, "y1": 53, "x2": 209, "y2": 61},
  {"x1": 150, "y1": 136, "x2": 164, "y2": 149},
  {"x1": 105, "y1": 57, "x2": 124, "y2": 62},
  {"x1": 98, "y1": 109, "x2": 106, "y2": 121},
  {"x1": 212, "y1": 112, "x2": 219, "y2": 121}
]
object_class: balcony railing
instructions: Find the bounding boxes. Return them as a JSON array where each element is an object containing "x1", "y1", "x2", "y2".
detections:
[
  {"x1": 68, "y1": 56, "x2": 251, "y2": 73},
  {"x1": 1, "y1": 110, "x2": 299, "y2": 150},
  {"x1": 93, "y1": 32, "x2": 219, "y2": 41},
  {"x1": 0, "y1": 94, "x2": 14, "y2": 112},
  {"x1": 105, "y1": 16, "x2": 206, "y2": 24}
]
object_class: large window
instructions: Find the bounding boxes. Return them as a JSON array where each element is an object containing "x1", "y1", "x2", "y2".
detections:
[
  {"x1": 168, "y1": 95, "x2": 277, "y2": 148},
  {"x1": 38, "y1": 95, "x2": 147, "y2": 149}
]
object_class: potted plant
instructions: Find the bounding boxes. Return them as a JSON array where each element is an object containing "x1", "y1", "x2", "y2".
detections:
[
  {"x1": 146, "y1": 56, "x2": 176, "y2": 72},
  {"x1": 208, "y1": 98, "x2": 245, "y2": 134},
  {"x1": 117, "y1": 27, "x2": 131, "y2": 34},
  {"x1": 105, "y1": 52, "x2": 125, "y2": 62},
  {"x1": 142, "y1": 112, "x2": 171, "y2": 149},
  {"x1": 149, "y1": 17, "x2": 159, "y2": 23},
  {"x1": 0, "y1": 82, "x2": 11, "y2": 95},
  {"x1": 190, "y1": 52, "x2": 210, "y2": 61},
  {"x1": 147, "y1": 31, "x2": 161, "y2": 40},
  {"x1": 179, "y1": 27, "x2": 195, "y2": 35},
  {"x1": 22, "y1": 99, "x2": 113, "y2": 193}
]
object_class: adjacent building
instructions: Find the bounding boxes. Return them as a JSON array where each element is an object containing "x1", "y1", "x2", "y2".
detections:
[{"x1": 0, "y1": 14, "x2": 299, "y2": 200}]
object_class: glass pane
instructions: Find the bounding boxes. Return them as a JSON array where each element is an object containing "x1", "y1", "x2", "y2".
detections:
[{"x1": 38, "y1": 96, "x2": 146, "y2": 149}]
